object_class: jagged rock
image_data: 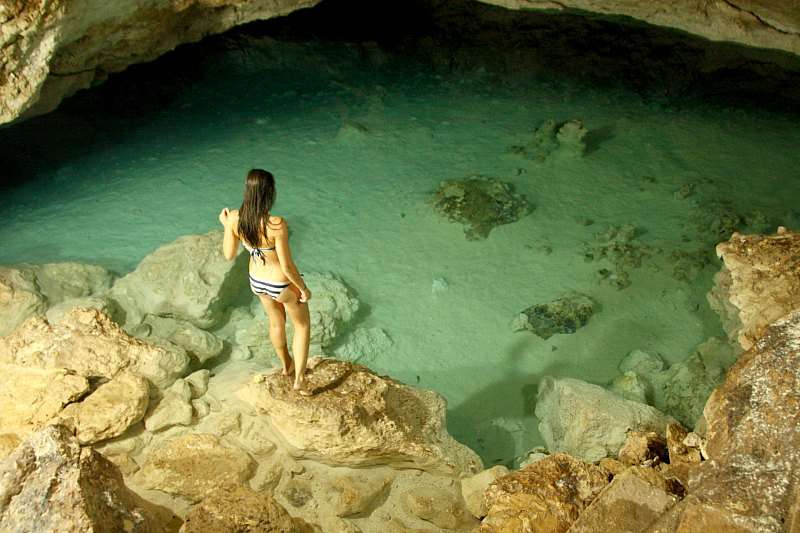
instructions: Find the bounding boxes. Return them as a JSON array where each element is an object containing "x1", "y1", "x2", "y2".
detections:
[
  {"x1": 511, "y1": 292, "x2": 596, "y2": 339},
  {"x1": 707, "y1": 227, "x2": 800, "y2": 350},
  {"x1": 597, "y1": 458, "x2": 626, "y2": 476},
  {"x1": 179, "y1": 484, "x2": 318, "y2": 533},
  {"x1": 567, "y1": 467, "x2": 680, "y2": 532},
  {"x1": 515, "y1": 118, "x2": 587, "y2": 161},
  {"x1": 648, "y1": 309, "x2": 800, "y2": 531},
  {"x1": 134, "y1": 433, "x2": 256, "y2": 503},
  {"x1": 326, "y1": 470, "x2": 394, "y2": 517},
  {"x1": 608, "y1": 371, "x2": 649, "y2": 403},
  {"x1": 480, "y1": 453, "x2": 611, "y2": 532},
  {"x1": 0, "y1": 266, "x2": 46, "y2": 336},
  {"x1": 57, "y1": 371, "x2": 149, "y2": 444},
  {"x1": 401, "y1": 485, "x2": 472, "y2": 530},
  {"x1": 461, "y1": 465, "x2": 510, "y2": 519},
  {"x1": 45, "y1": 295, "x2": 124, "y2": 324},
  {"x1": 333, "y1": 327, "x2": 393, "y2": 364},
  {"x1": 141, "y1": 315, "x2": 224, "y2": 364},
  {"x1": 432, "y1": 176, "x2": 530, "y2": 240},
  {"x1": 29, "y1": 262, "x2": 114, "y2": 303},
  {"x1": 0, "y1": 364, "x2": 89, "y2": 441},
  {"x1": 237, "y1": 357, "x2": 483, "y2": 475},
  {"x1": 110, "y1": 230, "x2": 249, "y2": 329},
  {"x1": 144, "y1": 379, "x2": 193, "y2": 432},
  {"x1": 0, "y1": 307, "x2": 190, "y2": 390},
  {"x1": 665, "y1": 423, "x2": 703, "y2": 465},
  {"x1": 535, "y1": 376, "x2": 676, "y2": 462},
  {"x1": 184, "y1": 369, "x2": 211, "y2": 398},
  {"x1": 617, "y1": 431, "x2": 668, "y2": 467},
  {"x1": 0, "y1": 425, "x2": 173, "y2": 532},
  {"x1": 619, "y1": 349, "x2": 666, "y2": 376}
]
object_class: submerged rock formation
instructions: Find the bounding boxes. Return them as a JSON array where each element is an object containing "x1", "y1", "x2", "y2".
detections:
[{"x1": 511, "y1": 291, "x2": 596, "y2": 339}]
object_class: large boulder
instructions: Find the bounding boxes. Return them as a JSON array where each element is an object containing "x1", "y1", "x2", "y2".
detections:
[
  {"x1": 237, "y1": 357, "x2": 483, "y2": 475},
  {"x1": 707, "y1": 227, "x2": 800, "y2": 350},
  {"x1": 535, "y1": 376, "x2": 676, "y2": 462},
  {"x1": 0, "y1": 424, "x2": 174, "y2": 532},
  {"x1": 0, "y1": 266, "x2": 46, "y2": 336},
  {"x1": 0, "y1": 307, "x2": 190, "y2": 390},
  {"x1": 110, "y1": 230, "x2": 249, "y2": 329},
  {"x1": 479, "y1": 453, "x2": 610, "y2": 532}
]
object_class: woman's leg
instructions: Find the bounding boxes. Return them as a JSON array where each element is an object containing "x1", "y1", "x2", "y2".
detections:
[
  {"x1": 257, "y1": 294, "x2": 293, "y2": 374},
  {"x1": 283, "y1": 288, "x2": 311, "y2": 390}
]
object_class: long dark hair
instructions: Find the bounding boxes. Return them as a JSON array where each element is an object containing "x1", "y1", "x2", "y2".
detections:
[{"x1": 238, "y1": 168, "x2": 276, "y2": 248}]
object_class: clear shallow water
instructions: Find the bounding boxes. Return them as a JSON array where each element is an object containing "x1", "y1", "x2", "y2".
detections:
[{"x1": 2, "y1": 30, "x2": 800, "y2": 467}]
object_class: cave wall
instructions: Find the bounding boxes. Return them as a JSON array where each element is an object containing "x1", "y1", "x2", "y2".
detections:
[{"x1": 1, "y1": 0, "x2": 799, "y2": 126}]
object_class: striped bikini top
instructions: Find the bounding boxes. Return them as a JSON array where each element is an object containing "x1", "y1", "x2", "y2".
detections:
[{"x1": 242, "y1": 240, "x2": 275, "y2": 264}]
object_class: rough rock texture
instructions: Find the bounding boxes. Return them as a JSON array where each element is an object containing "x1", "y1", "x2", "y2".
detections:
[
  {"x1": 653, "y1": 309, "x2": 800, "y2": 532},
  {"x1": 708, "y1": 227, "x2": 800, "y2": 350},
  {"x1": 480, "y1": 0, "x2": 800, "y2": 57},
  {"x1": 433, "y1": 175, "x2": 530, "y2": 240},
  {"x1": 140, "y1": 315, "x2": 224, "y2": 364},
  {"x1": 110, "y1": 230, "x2": 249, "y2": 329},
  {"x1": 461, "y1": 465, "x2": 510, "y2": 519},
  {"x1": 0, "y1": 425, "x2": 173, "y2": 532},
  {"x1": 567, "y1": 467, "x2": 680, "y2": 533},
  {"x1": 325, "y1": 471, "x2": 394, "y2": 518},
  {"x1": 0, "y1": 307, "x2": 190, "y2": 390},
  {"x1": 0, "y1": 0, "x2": 322, "y2": 125},
  {"x1": 57, "y1": 371, "x2": 150, "y2": 444},
  {"x1": 480, "y1": 453, "x2": 611, "y2": 532},
  {"x1": 511, "y1": 291, "x2": 596, "y2": 339},
  {"x1": 401, "y1": 485, "x2": 472, "y2": 530},
  {"x1": 133, "y1": 433, "x2": 256, "y2": 503},
  {"x1": 237, "y1": 357, "x2": 483, "y2": 475},
  {"x1": 0, "y1": 266, "x2": 46, "y2": 336},
  {"x1": 535, "y1": 376, "x2": 676, "y2": 462},
  {"x1": 179, "y1": 484, "x2": 318, "y2": 533},
  {"x1": 513, "y1": 118, "x2": 588, "y2": 161},
  {"x1": 617, "y1": 431, "x2": 668, "y2": 467}
]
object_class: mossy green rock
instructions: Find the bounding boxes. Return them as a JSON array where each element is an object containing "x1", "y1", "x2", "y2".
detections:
[{"x1": 512, "y1": 292, "x2": 596, "y2": 339}]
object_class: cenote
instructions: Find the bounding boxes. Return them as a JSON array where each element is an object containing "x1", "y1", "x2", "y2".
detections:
[{"x1": 2, "y1": 0, "x2": 800, "y2": 469}]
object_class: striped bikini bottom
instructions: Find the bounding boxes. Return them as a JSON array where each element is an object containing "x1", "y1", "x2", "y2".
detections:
[{"x1": 249, "y1": 273, "x2": 303, "y2": 301}]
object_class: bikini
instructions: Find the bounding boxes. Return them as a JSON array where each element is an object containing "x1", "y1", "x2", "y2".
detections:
[{"x1": 242, "y1": 240, "x2": 303, "y2": 300}]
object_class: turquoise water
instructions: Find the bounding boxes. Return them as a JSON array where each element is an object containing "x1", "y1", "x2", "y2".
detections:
[{"x1": 2, "y1": 17, "x2": 800, "y2": 466}]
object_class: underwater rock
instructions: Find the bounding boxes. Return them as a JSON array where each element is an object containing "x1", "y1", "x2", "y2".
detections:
[
  {"x1": 432, "y1": 175, "x2": 530, "y2": 240},
  {"x1": 584, "y1": 224, "x2": 650, "y2": 290},
  {"x1": 514, "y1": 118, "x2": 588, "y2": 161},
  {"x1": 29, "y1": 262, "x2": 115, "y2": 303},
  {"x1": 0, "y1": 307, "x2": 190, "y2": 390},
  {"x1": 708, "y1": 227, "x2": 800, "y2": 350},
  {"x1": 0, "y1": 424, "x2": 173, "y2": 532},
  {"x1": 184, "y1": 369, "x2": 210, "y2": 398},
  {"x1": 511, "y1": 291, "x2": 596, "y2": 339},
  {"x1": 608, "y1": 371, "x2": 649, "y2": 403},
  {"x1": 0, "y1": 364, "x2": 89, "y2": 445},
  {"x1": 179, "y1": 484, "x2": 318, "y2": 533},
  {"x1": 237, "y1": 357, "x2": 483, "y2": 475},
  {"x1": 332, "y1": 326, "x2": 393, "y2": 364},
  {"x1": 567, "y1": 467, "x2": 680, "y2": 533},
  {"x1": 655, "y1": 309, "x2": 800, "y2": 531},
  {"x1": 479, "y1": 453, "x2": 610, "y2": 533},
  {"x1": 143, "y1": 379, "x2": 193, "y2": 432},
  {"x1": 141, "y1": 315, "x2": 224, "y2": 364},
  {"x1": 461, "y1": 465, "x2": 510, "y2": 519},
  {"x1": 45, "y1": 295, "x2": 125, "y2": 324},
  {"x1": 0, "y1": 266, "x2": 45, "y2": 336},
  {"x1": 535, "y1": 376, "x2": 676, "y2": 462},
  {"x1": 133, "y1": 433, "x2": 256, "y2": 504},
  {"x1": 324, "y1": 470, "x2": 394, "y2": 518},
  {"x1": 57, "y1": 371, "x2": 150, "y2": 445},
  {"x1": 401, "y1": 485, "x2": 473, "y2": 530},
  {"x1": 110, "y1": 229, "x2": 248, "y2": 330}
]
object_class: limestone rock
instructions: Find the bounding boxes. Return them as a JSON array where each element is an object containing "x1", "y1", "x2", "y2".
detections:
[
  {"x1": 401, "y1": 485, "x2": 471, "y2": 530},
  {"x1": 45, "y1": 295, "x2": 124, "y2": 324},
  {"x1": 0, "y1": 307, "x2": 190, "y2": 390},
  {"x1": 480, "y1": 453, "x2": 610, "y2": 532},
  {"x1": 0, "y1": 266, "x2": 46, "y2": 336},
  {"x1": 535, "y1": 376, "x2": 676, "y2": 462},
  {"x1": 567, "y1": 467, "x2": 680, "y2": 532},
  {"x1": 461, "y1": 465, "x2": 511, "y2": 518},
  {"x1": 0, "y1": 434, "x2": 20, "y2": 459},
  {"x1": 144, "y1": 379, "x2": 194, "y2": 432},
  {"x1": 179, "y1": 483, "x2": 318, "y2": 533},
  {"x1": 57, "y1": 371, "x2": 149, "y2": 444},
  {"x1": 0, "y1": 425, "x2": 172, "y2": 532},
  {"x1": 0, "y1": 364, "x2": 89, "y2": 439},
  {"x1": 617, "y1": 431, "x2": 668, "y2": 467},
  {"x1": 110, "y1": 230, "x2": 249, "y2": 329},
  {"x1": 184, "y1": 369, "x2": 211, "y2": 398},
  {"x1": 511, "y1": 292, "x2": 596, "y2": 339},
  {"x1": 333, "y1": 326, "x2": 393, "y2": 364},
  {"x1": 518, "y1": 118, "x2": 587, "y2": 161},
  {"x1": 608, "y1": 371, "x2": 649, "y2": 403},
  {"x1": 432, "y1": 175, "x2": 530, "y2": 240},
  {"x1": 134, "y1": 433, "x2": 256, "y2": 503},
  {"x1": 29, "y1": 262, "x2": 114, "y2": 303},
  {"x1": 708, "y1": 227, "x2": 800, "y2": 350},
  {"x1": 327, "y1": 471, "x2": 395, "y2": 517},
  {"x1": 665, "y1": 423, "x2": 702, "y2": 465},
  {"x1": 237, "y1": 357, "x2": 483, "y2": 475},
  {"x1": 141, "y1": 315, "x2": 224, "y2": 364}
]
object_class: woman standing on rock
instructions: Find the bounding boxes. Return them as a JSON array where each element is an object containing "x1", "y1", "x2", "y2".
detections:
[{"x1": 219, "y1": 168, "x2": 313, "y2": 395}]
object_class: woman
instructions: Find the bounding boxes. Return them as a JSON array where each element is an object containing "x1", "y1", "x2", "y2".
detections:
[{"x1": 219, "y1": 168, "x2": 314, "y2": 395}]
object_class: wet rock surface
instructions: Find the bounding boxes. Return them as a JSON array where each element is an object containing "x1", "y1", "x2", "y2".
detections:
[
  {"x1": 432, "y1": 175, "x2": 530, "y2": 240},
  {"x1": 511, "y1": 292, "x2": 596, "y2": 339}
]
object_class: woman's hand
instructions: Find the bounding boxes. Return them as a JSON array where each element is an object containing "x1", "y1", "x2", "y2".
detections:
[
  {"x1": 218, "y1": 207, "x2": 230, "y2": 227},
  {"x1": 299, "y1": 286, "x2": 312, "y2": 303}
]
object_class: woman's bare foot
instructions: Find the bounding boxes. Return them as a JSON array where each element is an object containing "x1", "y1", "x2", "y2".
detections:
[
  {"x1": 293, "y1": 376, "x2": 313, "y2": 396},
  {"x1": 281, "y1": 358, "x2": 295, "y2": 377}
]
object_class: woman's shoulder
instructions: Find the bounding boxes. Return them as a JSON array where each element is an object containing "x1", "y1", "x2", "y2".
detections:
[{"x1": 268, "y1": 214, "x2": 287, "y2": 227}]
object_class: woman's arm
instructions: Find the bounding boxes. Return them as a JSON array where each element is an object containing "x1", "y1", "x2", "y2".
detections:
[
  {"x1": 272, "y1": 218, "x2": 307, "y2": 292},
  {"x1": 219, "y1": 208, "x2": 240, "y2": 260}
]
